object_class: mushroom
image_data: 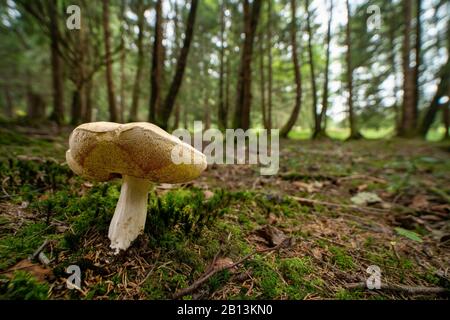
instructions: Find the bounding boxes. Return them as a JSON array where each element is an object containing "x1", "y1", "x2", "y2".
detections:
[{"x1": 65, "y1": 122, "x2": 207, "y2": 253}]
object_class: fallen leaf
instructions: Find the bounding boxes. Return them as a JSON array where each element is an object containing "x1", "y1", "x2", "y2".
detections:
[
  {"x1": 203, "y1": 190, "x2": 214, "y2": 200},
  {"x1": 255, "y1": 225, "x2": 287, "y2": 247},
  {"x1": 5, "y1": 259, "x2": 51, "y2": 282},
  {"x1": 213, "y1": 257, "x2": 234, "y2": 271},
  {"x1": 351, "y1": 192, "x2": 382, "y2": 206},
  {"x1": 410, "y1": 194, "x2": 429, "y2": 210},
  {"x1": 395, "y1": 227, "x2": 423, "y2": 243}
]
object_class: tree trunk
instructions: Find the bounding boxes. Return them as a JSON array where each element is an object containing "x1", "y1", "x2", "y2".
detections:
[
  {"x1": 399, "y1": 0, "x2": 416, "y2": 137},
  {"x1": 259, "y1": 29, "x2": 267, "y2": 129},
  {"x1": 130, "y1": 0, "x2": 145, "y2": 122},
  {"x1": 225, "y1": 54, "x2": 231, "y2": 127},
  {"x1": 420, "y1": 58, "x2": 450, "y2": 136},
  {"x1": 48, "y1": 0, "x2": 64, "y2": 125},
  {"x1": 280, "y1": 0, "x2": 302, "y2": 138},
  {"x1": 266, "y1": 0, "x2": 273, "y2": 131},
  {"x1": 218, "y1": 0, "x2": 227, "y2": 130},
  {"x1": 119, "y1": 0, "x2": 126, "y2": 122},
  {"x1": 149, "y1": 0, "x2": 164, "y2": 123},
  {"x1": 413, "y1": 0, "x2": 421, "y2": 115},
  {"x1": 389, "y1": 19, "x2": 401, "y2": 133},
  {"x1": 443, "y1": 102, "x2": 449, "y2": 140},
  {"x1": 233, "y1": 0, "x2": 262, "y2": 130},
  {"x1": 84, "y1": 79, "x2": 93, "y2": 122},
  {"x1": 3, "y1": 86, "x2": 13, "y2": 118},
  {"x1": 158, "y1": 0, "x2": 198, "y2": 129},
  {"x1": 346, "y1": 0, "x2": 361, "y2": 140},
  {"x1": 315, "y1": 0, "x2": 333, "y2": 139},
  {"x1": 306, "y1": 0, "x2": 319, "y2": 137},
  {"x1": 102, "y1": 0, "x2": 118, "y2": 122}
]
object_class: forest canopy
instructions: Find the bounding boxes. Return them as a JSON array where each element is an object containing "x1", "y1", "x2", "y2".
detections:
[{"x1": 0, "y1": 0, "x2": 448, "y2": 140}]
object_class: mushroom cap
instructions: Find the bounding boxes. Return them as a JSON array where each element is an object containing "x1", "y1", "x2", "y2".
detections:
[{"x1": 66, "y1": 122, "x2": 207, "y2": 183}]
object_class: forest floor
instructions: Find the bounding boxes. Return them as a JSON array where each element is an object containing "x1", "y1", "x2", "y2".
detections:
[{"x1": 0, "y1": 123, "x2": 449, "y2": 300}]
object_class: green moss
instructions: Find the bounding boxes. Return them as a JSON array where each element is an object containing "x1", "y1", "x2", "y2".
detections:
[
  {"x1": 0, "y1": 271, "x2": 49, "y2": 300},
  {"x1": 248, "y1": 256, "x2": 285, "y2": 299},
  {"x1": 334, "y1": 288, "x2": 363, "y2": 300},
  {"x1": 329, "y1": 246, "x2": 355, "y2": 270}
]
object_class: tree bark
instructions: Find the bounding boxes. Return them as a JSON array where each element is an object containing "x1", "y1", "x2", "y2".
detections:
[
  {"x1": 158, "y1": 0, "x2": 199, "y2": 130},
  {"x1": 259, "y1": 29, "x2": 267, "y2": 129},
  {"x1": 218, "y1": 0, "x2": 227, "y2": 130},
  {"x1": 315, "y1": 0, "x2": 333, "y2": 139},
  {"x1": 399, "y1": 0, "x2": 416, "y2": 137},
  {"x1": 306, "y1": 0, "x2": 319, "y2": 137},
  {"x1": 413, "y1": 0, "x2": 421, "y2": 115},
  {"x1": 48, "y1": 0, "x2": 64, "y2": 125},
  {"x1": 266, "y1": 0, "x2": 273, "y2": 131},
  {"x1": 3, "y1": 86, "x2": 13, "y2": 118},
  {"x1": 102, "y1": 0, "x2": 118, "y2": 122},
  {"x1": 149, "y1": 0, "x2": 163, "y2": 123},
  {"x1": 119, "y1": 0, "x2": 126, "y2": 123},
  {"x1": 346, "y1": 0, "x2": 361, "y2": 140},
  {"x1": 420, "y1": 58, "x2": 450, "y2": 136},
  {"x1": 233, "y1": 0, "x2": 262, "y2": 130},
  {"x1": 280, "y1": 0, "x2": 302, "y2": 138},
  {"x1": 130, "y1": 0, "x2": 145, "y2": 122},
  {"x1": 443, "y1": 101, "x2": 449, "y2": 140}
]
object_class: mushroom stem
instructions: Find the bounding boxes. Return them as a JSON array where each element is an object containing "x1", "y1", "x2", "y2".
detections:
[{"x1": 108, "y1": 175, "x2": 152, "y2": 253}]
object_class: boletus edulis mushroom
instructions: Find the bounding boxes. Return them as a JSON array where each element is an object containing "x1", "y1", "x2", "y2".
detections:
[{"x1": 66, "y1": 122, "x2": 207, "y2": 253}]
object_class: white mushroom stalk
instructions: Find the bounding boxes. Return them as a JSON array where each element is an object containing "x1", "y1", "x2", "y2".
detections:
[
  {"x1": 108, "y1": 175, "x2": 152, "y2": 253},
  {"x1": 66, "y1": 122, "x2": 207, "y2": 253}
]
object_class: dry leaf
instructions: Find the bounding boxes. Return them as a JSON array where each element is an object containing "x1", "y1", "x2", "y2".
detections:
[
  {"x1": 410, "y1": 194, "x2": 429, "y2": 210},
  {"x1": 203, "y1": 190, "x2": 214, "y2": 200},
  {"x1": 5, "y1": 259, "x2": 51, "y2": 282},
  {"x1": 255, "y1": 225, "x2": 287, "y2": 246}
]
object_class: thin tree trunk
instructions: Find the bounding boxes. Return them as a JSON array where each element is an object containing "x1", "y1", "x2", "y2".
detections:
[
  {"x1": 315, "y1": 0, "x2": 333, "y2": 139},
  {"x1": 306, "y1": 0, "x2": 319, "y2": 137},
  {"x1": 267, "y1": 0, "x2": 273, "y2": 131},
  {"x1": 399, "y1": 0, "x2": 416, "y2": 137},
  {"x1": 259, "y1": 29, "x2": 267, "y2": 129},
  {"x1": 48, "y1": 0, "x2": 64, "y2": 125},
  {"x1": 420, "y1": 58, "x2": 450, "y2": 136},
  {"x1": 346, "y1": 0, "x2": 360, "y2": 140},
  {"x1": 233, "y1": 0, "x2": 262, "y2": 130},
  {"x1": 413, "y1": 0, "x2": 421, "y2": 115},
  {"x1": 159, "y1": 0, "x2": 199, "y2": 130},
  {"x1": 225, "y1": 53, "x2": 230, "y2": 127},
  {"x1": 280, "y1": 0, "x2": 302, "y2": 138},
  {"x1": 3, "y1": 86, "x2": 13, "y2": 118},
  {"x1": 443, "y1": 101, "x2": 449, "y2": 140},
  {"x1": 130, "y1": 0, "x2": 145, "y2": 122},
  {"x1": 149, "y1": 0, "x2": 164, "y2": 123},
  {"x1": 218, "y1": 0, "x2": 227, "y2": 130},
  {"x1": 119, "y1": 0, "x2": 126, "y2": 122},
  {"x1": 102, "y1": 0, "x2": 118, "y2": 122},
  {"x1": 389, "y1": 20, "x2": 401, "y2": 133},
  {"x1": 84, "y1": 78, "x2": 93, "y2": 122}
]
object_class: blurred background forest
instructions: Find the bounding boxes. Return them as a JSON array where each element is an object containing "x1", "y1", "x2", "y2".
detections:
[{"x1": 0, "y1": 0, "x2": 449, "y2": 140}]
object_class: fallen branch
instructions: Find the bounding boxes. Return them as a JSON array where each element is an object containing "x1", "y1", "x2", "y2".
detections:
[
  {"x1": 337, "y1": 174, "x2": 387, "y2": 184},
  {"x1": 290, "y1": 196, "x2": 388, "y2": 214},
  {"x1": 172, "y1": 238, "x2": 292, "y2": 299},
  {"x1": 345, "y1": 282, "x2": 448, "y2": 295}
]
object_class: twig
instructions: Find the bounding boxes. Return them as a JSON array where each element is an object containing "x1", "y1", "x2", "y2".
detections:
[
  {"x1": 172, "y1": 238, "x2": 292, "y2": 299},
  {"x1": 345, "y1": 282, "x2": 448, "y2": 295},
  {"x1": 28, "y1": 239, "x2": 49, "y2": 261},
  {"x1": 337, "y1": 174, "x2": 387, "y2": 184},
  {"x1": 290, "y1": 196, "x2": 388, "y2": 214}
]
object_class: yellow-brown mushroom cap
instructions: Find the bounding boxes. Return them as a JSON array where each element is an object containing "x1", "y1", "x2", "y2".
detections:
[{"x1": 66, "y1": 122, "x2": 207, "y2": 183}]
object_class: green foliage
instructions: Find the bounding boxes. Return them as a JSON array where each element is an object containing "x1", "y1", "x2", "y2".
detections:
[
  {"x1": 329, "y1": 246, "x2": 355, "y2": 270},
  {"x1": 0, "y1": 271, "x2": 49, "y2": 300},
  {"x1": 146, "y1": 188, "x2": 230, "y2": 239},
  {"x1": 395, "y1": 227, "x2": 423, "y2": 243}
]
